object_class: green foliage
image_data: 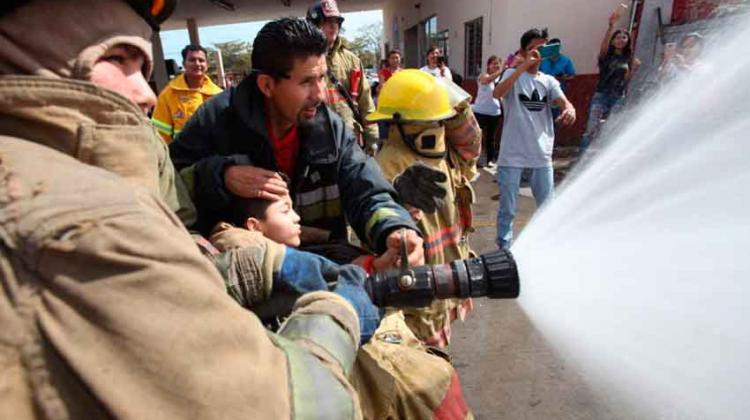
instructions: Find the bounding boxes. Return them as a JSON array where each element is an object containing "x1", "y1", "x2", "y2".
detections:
[
  {"x1": 210, "y1": 40, "x2": 252, "y2": 75},
  {"x1": 344, "y1": 22, "x2": 383, "y2": 69}
]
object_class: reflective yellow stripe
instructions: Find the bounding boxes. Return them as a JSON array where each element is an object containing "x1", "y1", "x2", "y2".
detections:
[
  {"x1": 296, "y1": 199, "x2": 342, "y2": 223},
  {"x1": 365, "y1": 208, "x2": 399, "y2": 242},
  {"x1": 295, "y1": 185, "x2": 340, "y2": 207},
  {"x1": 151, "y1": 118, "x2": 173, "y2": 135},
  {"x1": 278, "y1": 314, "x2": 356, "y2": 375},
  {"x1": 269, "y1": 333, "x2": 356, "y2": 419}
]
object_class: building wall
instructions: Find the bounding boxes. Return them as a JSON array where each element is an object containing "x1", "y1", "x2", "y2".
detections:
[
  {"x1": 383, "y1": 0, "x2": 642, "y2": 77},
  {"x1": 382, "y1": 0, "x2": 662, "y2": 147}
]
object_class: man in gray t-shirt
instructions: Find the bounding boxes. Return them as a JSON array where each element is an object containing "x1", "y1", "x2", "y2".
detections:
[{"x1": 493, "y1": 28, "x2": 576, "y2": 249}]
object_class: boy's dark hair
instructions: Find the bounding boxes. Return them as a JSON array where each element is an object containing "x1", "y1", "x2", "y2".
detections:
[
  {"x1": 387, "y1": 49, "x2": 402, "y2": 58},
  {"x1": 252, "y1": 17, "x2": 328, "y2": 79},
  {"x1": 548, "y1": 38, "x2": 561, "y2": 45},
  {"x1": 426, "y1": 45, "x2": 440, "y2": 56},
  {"x1": 181, "y1": 44, "x2": 207, "y2": 61},
  {"x1": 228, "y1": 197, "x2": 273, "y2": 228},
  {"x1": 227, "y1": 173, "x2": 291, "y2": 228},
  {"x1": 520, "y1": 28, "x2": 549, "y2": 50}
]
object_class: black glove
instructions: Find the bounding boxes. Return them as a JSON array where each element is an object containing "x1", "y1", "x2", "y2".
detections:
[{"x1": 392, "y1": 162, "x2": 448, "y2": 213}]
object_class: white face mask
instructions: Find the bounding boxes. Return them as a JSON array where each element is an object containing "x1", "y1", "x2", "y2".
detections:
[{"x1": 397, "y1": 124, "x2": 447, "y2": 158}]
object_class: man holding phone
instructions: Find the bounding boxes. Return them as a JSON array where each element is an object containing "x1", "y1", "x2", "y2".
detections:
[
  {"x1": 540, "y1": 38, "x2": 577, "y2": 92},
  {"x1": 420, "y1": 45, "x2": 453, "y2": 81},
  {"x1": 492, "y1": 28, "x2": 576, "y2": 249}
]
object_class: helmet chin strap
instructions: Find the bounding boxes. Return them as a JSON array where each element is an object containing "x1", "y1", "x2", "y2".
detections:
[{"x1": 393, "y1": 113, "x2": 446, "y2": 159}]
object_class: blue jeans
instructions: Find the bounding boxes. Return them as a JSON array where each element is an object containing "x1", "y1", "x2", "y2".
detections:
[
  {"x1": 579, "y1": 92, "x2": 625, "y2": 154},
  {"x1": 496, "y1": 166, "x2": 554, "y2": 249}
]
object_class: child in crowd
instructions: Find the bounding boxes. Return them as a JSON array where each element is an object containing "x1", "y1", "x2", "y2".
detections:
[
  {"x1": 223, "y1": 191, "x2": 399, "y2": 274},
  {"x1": 213, "y1": 192, "x2": 475, "y2": 419}
]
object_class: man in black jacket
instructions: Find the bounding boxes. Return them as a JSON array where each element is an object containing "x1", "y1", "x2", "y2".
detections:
[{"x1": 170, "y1": 17, "x2": 424, "y2": 264}]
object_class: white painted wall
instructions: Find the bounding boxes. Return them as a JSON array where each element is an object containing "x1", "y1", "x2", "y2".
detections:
[{"x1": 383, "y1": 0, "x2": 648, "y2": 77}]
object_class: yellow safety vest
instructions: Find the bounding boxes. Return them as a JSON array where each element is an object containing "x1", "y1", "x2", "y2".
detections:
[{"x1": 151, "y1": 73, "x2": 222, "y2": 143}]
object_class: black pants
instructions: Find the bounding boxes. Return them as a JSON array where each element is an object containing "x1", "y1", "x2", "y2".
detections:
[{"x1": 475, "y1": 112, "x2": 501, "y2": 164}]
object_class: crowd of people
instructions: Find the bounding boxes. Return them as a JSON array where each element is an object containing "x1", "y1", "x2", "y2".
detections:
[{"x1": 1, "y1": 0, "x2": 683, "y2": 418}]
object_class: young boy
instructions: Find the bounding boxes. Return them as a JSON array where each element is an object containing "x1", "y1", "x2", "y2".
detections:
[
  {"x1": 223, "y1": 192, "x2": 398, "y2": 274},
  {"x1": 213, "y1": 193, "x2": 474, "y2": 419}
]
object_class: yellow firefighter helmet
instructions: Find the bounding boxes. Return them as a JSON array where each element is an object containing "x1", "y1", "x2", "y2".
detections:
[{"x1": 367, "y1": 69, "x2": 456, "y2": 122}]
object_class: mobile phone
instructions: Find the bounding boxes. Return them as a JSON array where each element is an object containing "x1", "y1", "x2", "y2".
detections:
[
  {"x1": 437, "y1": 55, "x2": 446, "y2": 66},
  {"x1": 538, "y1": 43, "x2": 560, "y2": 60},
  {"x1": 664, "y1": 42, "x2": 677, "y2": 58}
]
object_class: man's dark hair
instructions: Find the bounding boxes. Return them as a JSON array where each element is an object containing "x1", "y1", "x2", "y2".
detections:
[
  {"x1": 387, "y1": 49, "x2": 402, "y2": 58},
  {"x1": 252, "y1": 17, "x2": 328, "y2": 79},
  {"x1": 181, "y1": 44, "x2": 207, "y2": 61},
  {"x1": 520, "y1": 28, "x2": 549, "y2": 50}
]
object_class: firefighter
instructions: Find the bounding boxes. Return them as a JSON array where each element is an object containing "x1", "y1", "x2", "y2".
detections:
[
  {"x1": 0, "y1": 1, "x2": 371, "y2": 418},
  {"x1": 369, "y1": 69, "x2": 482, "y2": 347},
  {"x1": 306, "y1": 0, "x2": 379, "y2": 153}
]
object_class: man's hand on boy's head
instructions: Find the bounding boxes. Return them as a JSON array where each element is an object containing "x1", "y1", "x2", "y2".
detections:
[{"x1": 224, "y1": 165, "x2": 289, "y2": 200}]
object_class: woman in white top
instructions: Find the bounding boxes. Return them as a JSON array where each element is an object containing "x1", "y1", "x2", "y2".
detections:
[
  {"x1": 420, "y1": 45, "x2": 453, "y2": 81},
  {"x1": 471, "y1": 55, "x2": 504, "y2": 167}
]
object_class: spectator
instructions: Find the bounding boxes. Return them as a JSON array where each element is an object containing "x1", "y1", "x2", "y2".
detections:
[
  {"x1": 505, "y1": 28, "x2": 547, "y2": 70},
  {"x1": 492, "y1": 28, "x2": 576, "y2": 249},
  {"x1": 539, "y1": 38, "x2": 577, "y2": 92},
  {"x1": 420, "y1": 45, "x2": 453, "y2": 81},
  {"x1": 152, "y1": 44, "x2": 222, "y2": 143},
  {"x1": 376, "y1": 49, "x2": 402, "y2": 138},
  {"x1": 378, "y1": 49, "x2": 402, "y2": 86},
  {"x1": 169, "y1": 17, "x2": 424, "y2": 267},
  {"x1": 579, "y1": 9, "x2": 641, "y2": 155},
  {"x1": 472, "y1": 55, "x2": 504, "y2": 167},
  {"x1": 307, "y1": 0, "x2": 379, "y2": 154},
  {"x1": 658, "y1": 32, "x2": 704, "y2": 82}
]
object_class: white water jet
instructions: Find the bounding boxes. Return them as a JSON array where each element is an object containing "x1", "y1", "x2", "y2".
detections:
[{"x1": 512, "y1": 14, "x2": 750, "y2": 419}]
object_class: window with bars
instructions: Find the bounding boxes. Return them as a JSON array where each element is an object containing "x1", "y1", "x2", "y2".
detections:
[{"x1": 464, "y1": 17, "x2": 483, "y2": 79}]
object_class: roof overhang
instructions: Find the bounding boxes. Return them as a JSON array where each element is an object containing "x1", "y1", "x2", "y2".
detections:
[{"x1": 162, "y1": 0, "x2": 384, "y2": 30}]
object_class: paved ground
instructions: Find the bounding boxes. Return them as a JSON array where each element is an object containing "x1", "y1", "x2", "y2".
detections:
[{"x1": 450, "y1": 159, "x2": 622, "y2": 419}]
